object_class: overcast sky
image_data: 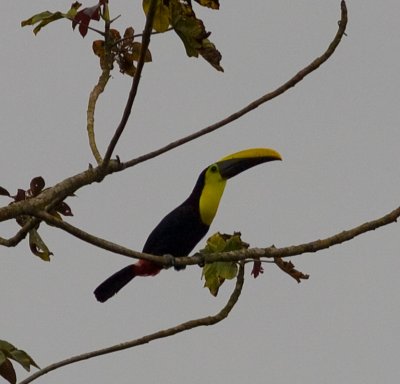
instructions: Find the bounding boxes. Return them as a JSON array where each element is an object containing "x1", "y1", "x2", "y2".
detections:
[{"x1": 1, "y1": 1, "x2": 400, "y2": 383}]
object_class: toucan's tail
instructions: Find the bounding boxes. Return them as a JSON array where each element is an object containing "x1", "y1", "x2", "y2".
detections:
[{"x1": 94, "y1": 260, "x2": 161, "y2": 302}]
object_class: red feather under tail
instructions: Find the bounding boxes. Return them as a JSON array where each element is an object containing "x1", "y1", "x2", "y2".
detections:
[
  {"x1": 134, "y1": 259, "x2": 162, "y2": 276},
  {"x1": 94, "y1": 260, "x2": 161, "y2": 302}
]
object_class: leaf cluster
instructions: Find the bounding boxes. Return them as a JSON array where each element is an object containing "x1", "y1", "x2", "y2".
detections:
[
  {"x1": 201, "y1": 232, "x2": 248, "y2": 296},
  {"x1": 0, "y1": 340, "x2": 39, "y2": 384},
  {"x1": 144, "y1": 0, "x2": 223, "y2": 71},
  {"x1": 0, "y1": 177, "x2": 73, "y2": 261},
  {"x1": 93, "y1": 27, "x2": 152, "y2": 76},
  {"x1": 22, "y1": 0, "x2": 223, "y2": 72}
]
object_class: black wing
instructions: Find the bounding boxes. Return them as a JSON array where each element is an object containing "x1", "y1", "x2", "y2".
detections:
[{"x1": 142, "y1": 203, "x2": 209, "y2": 257}]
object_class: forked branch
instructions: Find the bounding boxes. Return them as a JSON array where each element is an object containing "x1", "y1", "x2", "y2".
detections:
[{"x1": 122, "y1": 0, "x2": 348, "y2": 170}]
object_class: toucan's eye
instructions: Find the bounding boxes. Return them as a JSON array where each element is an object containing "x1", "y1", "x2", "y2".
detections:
[{"x1": 210, "y1": 164, "x2": 218, "y2": 173}]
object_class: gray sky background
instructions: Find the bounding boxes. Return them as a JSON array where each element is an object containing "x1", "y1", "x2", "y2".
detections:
[{"x1": 1, "y1": 1, "x2": 400, "y2": 383}]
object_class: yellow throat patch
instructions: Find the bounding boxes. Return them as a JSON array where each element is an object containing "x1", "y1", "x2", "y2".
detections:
[{"x1": 199, "y1": 164, "x2": 227, "y2": 226}]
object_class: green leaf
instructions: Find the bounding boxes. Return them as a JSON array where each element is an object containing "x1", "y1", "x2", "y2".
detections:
[
  {"x1": 0, "y1": 351, "x2": 7, "y2": 366},
  {"x1": 143, "y1": 0, "x2": 170, "y2": 32},
  {"x1": 0, "y1": 341, "x2": 14, "y2": 354},
  {"x1": 66, "y1": 2, "x2": 82, "y2": 19},
  {"x1": 170, "y1": 1, "x2": 206, "y2": 57},
  {"x1": 29, "y1": 229, "x2": 53, "y2": 261},
  {"x1": 169, "y1": 0, "x2": 223, "y2": 70},
  {"x1": 21, "y1": 3, "x2": 81, "y2": 35},
  {"x1": 0, "y1": 340, "x2": 39, "y2": 383},
  {"x1": 9, "y1": 350, "x2": 37, "y2": 371},
  {"x1": 200, "y1": 232, "x2": 248, "y2": 296},
  {"x1": 202, "y1": 262, "x2": 238, "y2": 297},
  {"x1": 194, "y1": 0, "x2": 220, "y2": 10},
  {"x1": 198, "y1": 38, "x2": 223, "y2": 72},
  {"x1": 22, "y1": 11, "x2": 66, "y2": 34}
]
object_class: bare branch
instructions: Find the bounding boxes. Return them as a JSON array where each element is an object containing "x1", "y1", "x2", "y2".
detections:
[
  {"x1": 0, "y1": 218, "x2": 40, "y2": 247},
  {"x1": 34, "y1": 202, "x2": 399, "y2": 272},
  {"x1": 18, "y1": 263, "x2": 245, "y2": 384},
  {"x1": 195, "y1": 205, "x2": 400, "y2": 266},
  {"x1": 0, "y1": 1, "x2": 347, "y2": 243},
  {"x1": 122, "y1": 1, "x2": 348, "y2": 170},
  {"x1": 87, "y1": 69, "x2": 110, "y2": 164},
  {"x1": 34, "y1": 210, "x2": 158, "y2": 263},
  {"x1": 101, "y1": 0, "x2": 159, "y2": 167},
  {"x1": 0, "y1": 160, "x2": 122, "y2": 224}
]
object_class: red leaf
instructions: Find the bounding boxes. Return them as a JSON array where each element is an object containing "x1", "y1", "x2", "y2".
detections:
[
  {"x1": 55, "y1": 202, "x2": 73, "y2": 217},
  {"x1": 29, "y1": 177, "x2": 45, "y2": 196},
  {"x1": 13, "y1": 189, "x2": 26, "y2": 202},
  {"x1": 251, "y1": 259, "x2": 264, "y2": 278},
  {"x1": 72, "y1": 3, "x2": 102, "y2": 37},
  {"x1": 0, "y1": 186, "x2": 10, "y2": 197},
  {"x1": 0, "y1": 358, "x2": 16, "y2": 384}
]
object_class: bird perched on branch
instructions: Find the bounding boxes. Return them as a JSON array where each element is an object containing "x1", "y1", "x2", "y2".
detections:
[{"x1": 94, "y1": 148, "x2": 282, "y2": 302}]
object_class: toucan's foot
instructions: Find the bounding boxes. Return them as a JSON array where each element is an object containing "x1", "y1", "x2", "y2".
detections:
[
  {"x1": 163, "y1": 254, "x2": 186, "y2": 271},
  {"x1": 174, "y1": 264, "x2": 186, "y2": 271},
  {"x1": 163, "y1": 254, "x2": 176, "y2": 269}
]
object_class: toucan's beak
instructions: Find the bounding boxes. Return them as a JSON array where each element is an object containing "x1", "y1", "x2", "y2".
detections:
[{"x1": 216, "y1": 148, "x2": 282, "y2": 180}]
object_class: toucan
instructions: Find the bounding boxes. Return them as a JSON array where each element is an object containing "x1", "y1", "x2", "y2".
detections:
[{"x1": 94, "y1": 148, "x2": 282, "y2": 302}]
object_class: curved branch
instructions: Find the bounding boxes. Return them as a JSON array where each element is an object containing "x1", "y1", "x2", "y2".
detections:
[
  {"x1": 35, "y1": 203, "x2": 399, "y2": 270},
  {"x1": 197, "y1": 205, "x2": 400, "y2": 265},
  {"x1": 0, "y1": 218, "x2": 40, "y2": 247},
  {"x1": 122, "y1": 1, "x2": 348, "y2": 170},
  {"x1": 18, "y1": 263, "x2": 245, "y2": 384},
  {"x1": 34, "y1": 210, "x2": 160, "y2": 263},
  {"x1": 87, "y1": 68, "x2": 110, "y2": 164},
  {"x1": 0, "y1": 2, "x2": 347, "y2": 233}
]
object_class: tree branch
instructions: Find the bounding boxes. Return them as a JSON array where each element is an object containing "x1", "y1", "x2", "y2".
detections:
[
  {"x1": 18, "y1": 263, "x2": 245, "y2": 384},
  {"x1": 122, "y1": 1, "x2": 348, "y2": 170},
  {"x1": 35, "y1": 201, "x2": 399, "y2": 270},
  {"x1": 87, "y1": 68, "x2": 110, "y2": 164},
  {"x1": 101, "y1": 0, "x2": 158, "y2": 167},
  {"x1": 0, "y1": 160, "x2": 122, "y2": 223},
  {"x1": 0, "y1": 2, "x2": 347, "y2": 235},
  {"x1": 196, "y1": 205, "x2": 400, "y2": 265},
  {"x1": 0, "y1": 218, "x2": 40, "y2": 247},
  {"x1": 34, "y1": 210, "x2": 159, "y2": 263}
]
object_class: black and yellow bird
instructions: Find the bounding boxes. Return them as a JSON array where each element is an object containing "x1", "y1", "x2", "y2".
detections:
[{"x1": 94, "y1": 148, "x2": 282, "y2": 302}]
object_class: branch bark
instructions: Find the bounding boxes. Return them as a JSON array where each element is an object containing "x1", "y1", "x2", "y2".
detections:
[
  {"x1": 101, "y1": 0, "x2": 158, "y2": 167},
  {"x1": 122, "y1": 0, "x2": 348, "y2": 170},
  {"x1": 87, "y1": 68, "x2": 110, "y2": 164},
  {"x1": 18, "y1": 263, "x2": 245, "y2": 384},
  {"x1": 0, "y1": 1, "x2": 347, "y2": 239},
  {"x1": 34, "y1": 204, "x2": 400, "y2": 268}
]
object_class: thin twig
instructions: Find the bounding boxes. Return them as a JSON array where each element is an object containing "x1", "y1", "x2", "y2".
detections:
[
  {"x1": 87, "y1": 69, "x2": 110, "y2": 164},
  {"x1": 18, "y1": 263, "x2": 245, "y2": 384},
  {"x1": 101, "y1": 0, "x2": 159, "y2": 167},
  {"x1": 0, "y1": 2, "x2": 347, "y2": 226},
  {"x1": 34, "y1": 210, "x2": 157, "y2": 262},
  {"x1": 0, "y1": 218, "x2": 40, "y2": 247},
  {"x1": 66, "y1": 16, "x2": 106, "y2": 37},
  {"x1": 122, "y1": 1, "x2": 348, "y2": 170}
]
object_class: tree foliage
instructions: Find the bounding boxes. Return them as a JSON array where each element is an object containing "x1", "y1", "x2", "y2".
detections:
[{"x1": 3, "y1": 1, "x2": 398, "y2": 383}]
